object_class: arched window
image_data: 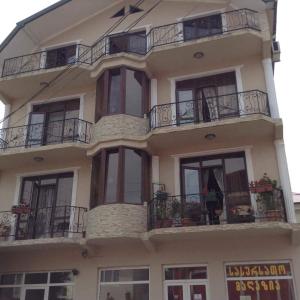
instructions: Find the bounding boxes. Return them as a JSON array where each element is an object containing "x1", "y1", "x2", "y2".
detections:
[
  {"x1": 95, "y1": 67, "x2": 149, "y2": 122},
  {"x1": 90, "y1": 147, "x2": 150, "y2": 208}
]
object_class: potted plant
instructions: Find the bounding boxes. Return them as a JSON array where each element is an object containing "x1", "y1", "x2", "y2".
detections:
[{"x1": 249, "y1": 173, "x2": 277, "y2": 193}]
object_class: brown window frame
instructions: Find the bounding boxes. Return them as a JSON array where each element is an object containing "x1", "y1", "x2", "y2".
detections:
[
  {"x1": 95, "y1": 66, "x2": 150, "y2": 122},
  {"x1": 90, "y1": 147, "x2": 150, "y2": 208}
]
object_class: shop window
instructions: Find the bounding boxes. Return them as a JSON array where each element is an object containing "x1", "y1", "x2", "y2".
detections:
[
  {"x1": 99, "y1": 268, "x2": 149, "y2": 300},
  {"x1": 225, "y1": 262, "x2": 296, "y2": 300},
  {"x1": 95, "y1": 67, "x2": 149, "y2": 121},
  {"x1": 0, "y1": 271, "x2": 74, "y2": 300},
  {"x1": 90, "y1": 147, "x2": 150, "y2": 208}
]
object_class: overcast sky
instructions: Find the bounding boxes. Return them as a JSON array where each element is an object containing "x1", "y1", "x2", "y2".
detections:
[{"x1": 0, "y1": 0, "x2": 299, "y2": 192}]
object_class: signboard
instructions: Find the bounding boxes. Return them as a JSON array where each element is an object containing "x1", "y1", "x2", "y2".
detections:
[{"x1": 225, "y1": 262, "x2": 296, "y2": 300}]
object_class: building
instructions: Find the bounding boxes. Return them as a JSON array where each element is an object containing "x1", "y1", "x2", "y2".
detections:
[
  {"x1": 294, "y1": 193, "x2": 300, "y2": 222},
  {"x1": 0, "y1": 0, "x2": 299, "y2": 299}
]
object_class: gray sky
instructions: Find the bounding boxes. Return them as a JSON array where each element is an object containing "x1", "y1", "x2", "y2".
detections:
[{"x1": 0, "y1": 0, "x2": 299, "y2": 191}]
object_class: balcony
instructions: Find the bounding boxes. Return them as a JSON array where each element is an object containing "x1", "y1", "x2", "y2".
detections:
[
  {"x1": 0, "y1": 205, "x2": 87, "y2": 241},
  {"x1": 148, "y1": 189, "x2": 287, "y2": 230},
  {"x1": 1, "y1": 9, "x2": 260, "y2": 78},
  {"x1": 0, "y1": 118, "x2": 92, "y2": 150},
  {"x1": 149, "y1": 90, "x2": 270, "y2": 130}
]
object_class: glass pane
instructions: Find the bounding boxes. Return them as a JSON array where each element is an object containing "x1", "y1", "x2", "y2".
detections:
[
  {"x1": 190, "y1": 285, "x2": 206, "y2": 300},
  {"x1": 24, "y1": 273, "x2": 48, "y2": 284},
  {"x1": 225, "y1": 157, "x2": 248, "y2": 192},
  {"x1": 227, "y1": 279, "x2": 296, "y2": 300},
  {"x1": 105, "y1": 152, "x2": 119, "y2": 203},
  {"x1": 124, "y1": 149, "x2": 142, "y2": 204},
  {"x1": 128, "y1": 32, "x2": 146, "y2": 54},
  {"x1": 0, "y1": 287, "x2": 21, "y2": 300},
  {"x1": 27, "y1": 113, "x2": 45, "y2": 146},
  {"x1": 49, "y1": 286, "x2": 73, "y2": 300},
  {"x1": 101, "y1": 269, "x2": 149, "y2": 282},
  {"x1": 109, "y1": 69, "x2": 121, "y2": 114},
  {"x1": 202, "y1": 159, "x2": 222, "y2": 167},
  {"x1": 167, "y1": 286, "x2": 183, "y2": 300},
  {"x1": 183, "y1": 168, "x2": 200, "y2": 203},
  {"x1": 25, "y1": 289, "x2": 45, "y2": 300},
  {"x1": 46, "y1": 111, "x2": 64, "y2": 144},
  {"x1": 99, "y1": 284, "x2": 149, "y2": 300},
  {"x1": 165, "y1": 267, "x2": 207, "y2": 280},
  {"x1": 0, "y1": 274, "x2": 22, "y2": 285},
  {"x1": 177, "y1": 90, "x2": 194, "y2": 124},
  {"x1": 56, "y1": 177, "x2": 73, "y2": 206},
  {"x1": 50, "y1": 272, "x2": 73, "y2": 284},
  {"x1": 125, "y1": 69, "x2": 143, "y2": 116}
]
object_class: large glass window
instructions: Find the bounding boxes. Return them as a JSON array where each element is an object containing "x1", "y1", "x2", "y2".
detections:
[
  {"x1": 16, "y1": 173, "x2": 74, "y2": 240},
  {"x1": 27, "y1": 99, "x2": 80, "y2": 147},
  {"x1": 95, "y1": 67, "x2": 149, "y2": 121},
  {"x1": 109, "y1": 31, "x2": 147, "y2": 55},
  {"x1": 176, "y1": 72, "x2": 238, "y2": 124},
  {"x1": 226, "y1": 262, "x2": 296, "y2": 300},
  {"x1": 45, "y1": 45, "x2": 77, "y2": 69},
  {"x1": 0, "y1": 271, "x2": 74, "y2": 300},
  {"x1": 184, "y1": 14, "x2": 223, "y2": 41},
  {"x1": 90, "y1": 147, "x2": 149, "y2": 208},
  {"x1": 99, "y1": 268, "x2": 149, "y2": 300}
]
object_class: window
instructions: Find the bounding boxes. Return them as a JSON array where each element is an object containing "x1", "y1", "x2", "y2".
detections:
[
  {"x1": 17, "y1": 173, "x2": 74, "y2": 239},
  {"x1": 164, "y1": 266, "x2": 208, "y2": 300},
  {"x1": 109, "y1": 31, "x2": 147, "y2": 55},
  {"x1": 28, "y1": 99, "x2": 80, "y2": 147},
  {"x1": 225, "y1": 262, "x2": 296, "y2": 300},
  {"x1": 184, "y1": 14, "x2": 223, "y2": 41},
  {"x1": 95, "y1": 67, "x2": 149, "y2": 121},
  {"x1": 45, "y1": 45, "x2": 77, "y2": 69},
  {"x1": 111, "y1": 6, "x2": 143, "y2": 18},
  {"x1": 0, "y1": 271, "x2": 74, "y2": 300},
  {"x1": 90, "y1": 147, "x2": 150, "y2": 208},
  {"x1": 99, "y1": 268, "x2": 149, "y2": 300}
]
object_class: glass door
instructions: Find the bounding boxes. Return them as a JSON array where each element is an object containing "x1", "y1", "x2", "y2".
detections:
[
  {"x1": 176, "y1": 89, "x2": 196, "y2": 125},
  {"x1": 165, "y1": 283, "x2": 208, "y2": 300},
  {"x1": 45, "y1": 111, "x2": 65, "y2": 145},
  {"x1": 196, "y1": 86, "x2": 218, "y2": 122}
]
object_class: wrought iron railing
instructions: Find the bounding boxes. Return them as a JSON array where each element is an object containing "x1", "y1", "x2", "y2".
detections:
[
  {"x1": 0, "y1": 118, "x2": 92, "y2": 149},
  {"x1": 148, "y1": 90, "x2": 270, "y2": 129},
  {"x1": 148, "y1": 189, "x2": 286, "y2": 230},
  {"x1": 1, "y1": 44, "x2": 90, "y2": 77},
  {"x1": 0, "y1": 205, "x2": 87, "y2": 241},
  {"x1": 0, "y1": 118, "x2": 92, "y2": 150},
  {"x1": 1, "y1": 9, "x2": 260, "y2": 76}
]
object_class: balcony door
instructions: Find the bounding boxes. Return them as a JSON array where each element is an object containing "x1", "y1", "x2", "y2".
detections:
[
  {"x1": 181, "y1": 152, "x2": 252, "y2": 224},
  {"x1": 15, "y1": 173, "x2": 74, "y2": 239},
  {"x1": 27, "y1": 99, "x2": 80, "y2": 147},
  {"x1": 176, "y1": 72, "x2": 238, "y2": 125}
]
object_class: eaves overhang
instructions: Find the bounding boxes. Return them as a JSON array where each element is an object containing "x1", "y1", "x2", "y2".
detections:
[{"x1": 0, "y1": 0, "x2": 72, "y2": 53}]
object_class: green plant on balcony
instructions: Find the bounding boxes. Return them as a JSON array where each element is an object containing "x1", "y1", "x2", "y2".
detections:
[{"x1": 249, "y1": 173, "x2": 277, "y2": 193}]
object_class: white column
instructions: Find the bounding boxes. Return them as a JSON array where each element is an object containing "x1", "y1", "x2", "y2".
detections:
[
  {"x1": 274, "y1": 139, "x2": 296, "y2": 223},
  {"x1": 262, "y1": 58, "x2": 280, "y2": 118}
]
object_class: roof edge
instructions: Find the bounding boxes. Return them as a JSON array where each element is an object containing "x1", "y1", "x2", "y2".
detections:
[{"x1": 0, "y1": 0, "x2": 72, "y2": 53}]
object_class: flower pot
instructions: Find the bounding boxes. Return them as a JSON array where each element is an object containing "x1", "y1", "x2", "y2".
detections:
[
  {"x1": 266, "y1": 210, "x2": 283, "y2": 222},
  {"x1": 11, "y1": 206, "x2": 31, "y2": 214}
]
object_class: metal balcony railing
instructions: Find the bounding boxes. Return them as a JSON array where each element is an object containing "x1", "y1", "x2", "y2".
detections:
[
  {"x1": 148, "y1": 189, "x2": 287, "y2": 230},
  {"x1": 0, "y1": 118, "x2": 92, "y2": 150},
  {"x1": 148, "y1": 90, "x2": 270, "y2": 130},
  {"x1": 0, "y1": 205, "x2": 87, "y2": 241},
  {"x1": 1, "y1": 9, "x2": 260, "y2": 77}
]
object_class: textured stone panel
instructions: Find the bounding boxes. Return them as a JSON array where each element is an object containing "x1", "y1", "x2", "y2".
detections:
[
  {"x1": 86, "y1": 204, "x2": 147, "y2": 239},
  {"x1": 92, "y1": 115, "x2": 149, "y2": 143}
]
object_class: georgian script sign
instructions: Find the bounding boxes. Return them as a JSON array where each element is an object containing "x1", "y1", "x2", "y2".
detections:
[
  {"x1": 225, "y1": 262, "x2": 296, "y2": 298},
  {"x1": 226, "y1": 263, "x2": 291, "y2": 278}
]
